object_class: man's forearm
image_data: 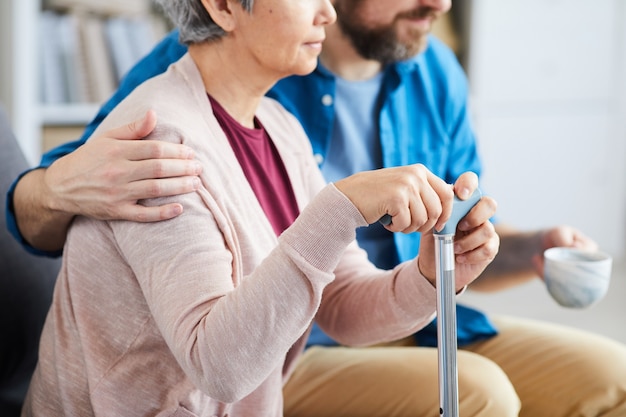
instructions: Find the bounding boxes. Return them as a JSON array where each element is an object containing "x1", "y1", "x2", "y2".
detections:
[
  {"x1": 14, "y1": 168, "x2": 74, "y2": 252},
  {"x1": 471, "y1": 224, "x2": 543, "y2": 292}
]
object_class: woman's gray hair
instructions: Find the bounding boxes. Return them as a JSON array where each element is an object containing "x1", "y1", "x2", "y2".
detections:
[{"x1": 154, "y1": 0, "x2": 254, "y2": 44}]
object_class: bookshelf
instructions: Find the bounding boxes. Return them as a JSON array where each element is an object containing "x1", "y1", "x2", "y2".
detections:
[{"x1": 1, "y1": 0, "x2": 167, "y2": 165}]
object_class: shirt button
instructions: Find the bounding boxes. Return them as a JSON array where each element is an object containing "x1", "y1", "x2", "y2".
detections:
[
  {"x1": 321, "y1": 94, "x2": 333, "y2": 106},
  {"x1": 314, "y1": 153, "x2": 324, "y2": 165}
]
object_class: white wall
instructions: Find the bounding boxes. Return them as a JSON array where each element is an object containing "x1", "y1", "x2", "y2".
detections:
[
  {"x1": 618, "y1": 0, "x2": 626, "y2": 254},
  {"x1": 1, "y1": 0, "x2": 42, "y2": 165},
  {"x1": 0, "y1": 1, "x2": 13, "y2": 114},
  {"x1": 464, "y1": 0, "x2": 626, "y2": 260}
]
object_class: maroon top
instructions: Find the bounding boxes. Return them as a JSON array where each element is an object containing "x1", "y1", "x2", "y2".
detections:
[{"x1": 209, "y1": 95, "x2": 300, "y2": 236}]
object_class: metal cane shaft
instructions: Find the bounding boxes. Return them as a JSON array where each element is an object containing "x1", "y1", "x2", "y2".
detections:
[
  {"x1": 435, "y1": 234, "x2": 458, "y2": 417},
  {"x1": 433, "y1": 188, "x2": 481, "y2": 417},
  {"x1": 381, "y1": 188, "x2": 481, "y2": 417}
]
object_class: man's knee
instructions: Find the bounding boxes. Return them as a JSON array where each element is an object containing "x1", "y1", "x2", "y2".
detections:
[
  {"x1": 558, "y1": 338, "x2": 626, "y2": 416},
  {"x1": 458, "y1": 351, "x2": 520, "y2": 417}
]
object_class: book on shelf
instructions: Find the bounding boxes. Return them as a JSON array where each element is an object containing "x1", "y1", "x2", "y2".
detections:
[
  {"x1": 57, "y1": 12, "x2": 90, "y2": 103},
  {"x1": 105, "y1": 15, "x2": 168, "y2": 81},
  {"x1": 39, "y1": 11, "x2": 67, "y2": 104},
  {"x1": 80, "y1": 14, "x2": 117, "y2": 103},
  {"x1": 104, "y1": 17, "x2": 138, "y2": 82},
  {"x1": 127, "y1": 15, "x2": 162, "y2": 62}
]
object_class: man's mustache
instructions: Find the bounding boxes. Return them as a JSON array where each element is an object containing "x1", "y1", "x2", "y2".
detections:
[{"x1": 398, "y1": 7, "x2": 439, "y2": 21}]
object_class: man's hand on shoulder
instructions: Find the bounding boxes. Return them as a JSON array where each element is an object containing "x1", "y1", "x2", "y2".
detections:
[{"x1": 14, "y1": 110, "x2": 202, "y2": 252}]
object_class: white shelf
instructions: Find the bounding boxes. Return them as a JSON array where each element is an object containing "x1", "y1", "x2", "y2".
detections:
[{"x1": 40, "y1": 103, "x2": 100, "y2": 126}]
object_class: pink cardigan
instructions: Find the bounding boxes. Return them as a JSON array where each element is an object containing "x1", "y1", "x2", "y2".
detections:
[{"x1": 23, "y1": 54, "x2": 438, "y2": 417}]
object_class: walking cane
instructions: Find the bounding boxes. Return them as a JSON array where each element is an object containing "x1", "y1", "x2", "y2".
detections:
[
  {"x1": 433, "y1": 189, "x2": 482, "y2": 417},
  {"x1": 380, "y1": 188, "x2": 482, "y2": 417}
]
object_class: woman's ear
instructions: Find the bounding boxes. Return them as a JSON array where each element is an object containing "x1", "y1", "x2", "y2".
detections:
[{"x1": 201, "y1": 0, "x2": 237, "y2": 32}]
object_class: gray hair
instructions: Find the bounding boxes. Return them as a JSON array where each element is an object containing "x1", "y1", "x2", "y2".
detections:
[{"x1": 154, "y1": 0, "x2": 254, "y2": 44}]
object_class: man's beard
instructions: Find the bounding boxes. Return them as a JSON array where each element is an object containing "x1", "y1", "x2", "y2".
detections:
[{"x1": 335, "y1": 2, "x2": 438, "y2": 65}]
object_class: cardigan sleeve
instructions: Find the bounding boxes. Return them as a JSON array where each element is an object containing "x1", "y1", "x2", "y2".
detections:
[
  {"x1": 276, "y1": 114, "x2": 440, "y2": 347},
  {"x1": 110, "y1": 181, "x2": 368, "y2": 402}
]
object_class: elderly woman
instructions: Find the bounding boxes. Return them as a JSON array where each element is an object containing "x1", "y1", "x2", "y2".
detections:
[{"x1": 22, "y1": 0, "x2": 498, "y2": 416}]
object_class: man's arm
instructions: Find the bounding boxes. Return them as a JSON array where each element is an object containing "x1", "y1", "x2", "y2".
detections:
[
  {"x1": 13, "y1": 111, "x2": 202, "y2": 253},
  {"x1": 470, "y1": 223, "x2": 599, "y2": 292},
  {"x1": 7, "y1": 30, "x2": 189, "y2": 256}
]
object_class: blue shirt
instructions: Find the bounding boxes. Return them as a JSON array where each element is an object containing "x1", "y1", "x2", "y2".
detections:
[
  {"x1": 6, "y1": 30, "x2": 497, "y2": 346},
  {"x1": 322, "y1": 69, "x2": 395, "y2": 270}
]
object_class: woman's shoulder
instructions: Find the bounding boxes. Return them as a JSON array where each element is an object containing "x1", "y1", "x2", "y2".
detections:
[{"x1": 95, "y1": 54, "x2": 207, "y2": 141}]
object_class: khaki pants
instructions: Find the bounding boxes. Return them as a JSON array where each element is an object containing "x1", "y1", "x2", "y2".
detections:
[{"x1": 283, "y1": 316, "x2": 626, "y2": 417}]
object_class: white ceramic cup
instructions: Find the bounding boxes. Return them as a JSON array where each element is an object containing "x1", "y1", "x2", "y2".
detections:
[{"x1": 543, "y1": 247, "x2": 612, "y2": 309}]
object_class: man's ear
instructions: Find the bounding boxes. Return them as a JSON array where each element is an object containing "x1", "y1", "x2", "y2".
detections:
[{"x1": 201, "y1": 0, "x2": 236, "y2": 32}]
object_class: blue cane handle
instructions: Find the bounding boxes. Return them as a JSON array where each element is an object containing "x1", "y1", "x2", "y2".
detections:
[
  {"x1": 435, "y1": 188, "x2": 482, "y2": 236},
  {"x1": 378, "y1": 188, "x2": 482, "y2": 234}
]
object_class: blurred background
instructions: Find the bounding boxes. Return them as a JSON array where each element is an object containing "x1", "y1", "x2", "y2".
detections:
[
  {"x1": 0, "y1": 0, "x2": 625, "y2": 342},
  {"x1": 448, "y1": 1, "x2": 626, "y2": 344}
]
